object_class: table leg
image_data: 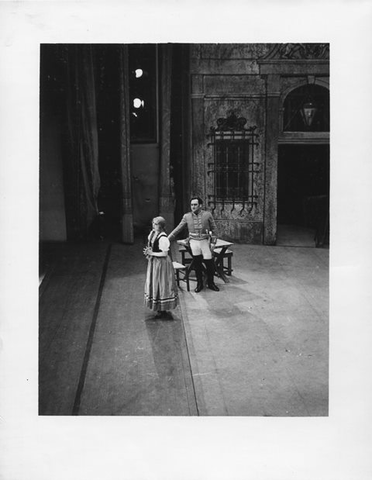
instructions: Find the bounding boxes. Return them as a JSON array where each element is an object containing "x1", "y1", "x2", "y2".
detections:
[{"x1": 214, "y1": 247, "x2": 229, "y2": 283}]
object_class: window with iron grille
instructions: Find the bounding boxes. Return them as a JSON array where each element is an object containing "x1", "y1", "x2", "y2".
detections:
[
  {"x1": 215, "y1": 140, "x2": 251, "y2": 200},
  {"x1": 208, "y1": 112, "x2": 259, "y2": 211}
]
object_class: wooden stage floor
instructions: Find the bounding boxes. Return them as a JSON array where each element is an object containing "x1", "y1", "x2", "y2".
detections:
[{"x1": 39, "y1": 238, "x2": 329, "y2": 416}]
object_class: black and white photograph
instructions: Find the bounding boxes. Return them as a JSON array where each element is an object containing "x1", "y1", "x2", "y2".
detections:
[
  {"x1": 1, "y1": 2, "x2": 372, "y2": 480},
  {"x1": 39, "y1": 42, "x2": 330, "y2": 417}
]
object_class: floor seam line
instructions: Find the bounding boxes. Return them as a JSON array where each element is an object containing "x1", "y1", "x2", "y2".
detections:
[
  {"x1": 71, "y1": 243, "x2": 112, "y2": 415},
  {"x1": 178, "y1": 289, "x2": 200, "y2": 416}
]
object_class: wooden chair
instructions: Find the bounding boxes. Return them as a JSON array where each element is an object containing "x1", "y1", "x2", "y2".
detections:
[
  {"x1": 172, "y1": 261, "x2": 190, "y2": 291},
  {"x1": 179, "y1": 245, "x2": 192, "y2": 266},
  {"x1": 176, "y1": 247, "x2": 206, "y2": 291}
]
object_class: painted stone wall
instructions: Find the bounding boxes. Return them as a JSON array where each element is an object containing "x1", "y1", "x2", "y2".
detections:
[
  {"x1": 190, "y1": 44, "x2": 271, "y2": 243},
  {"x1": 189, "y1": 43, "x2": 329, "y2": 244}
]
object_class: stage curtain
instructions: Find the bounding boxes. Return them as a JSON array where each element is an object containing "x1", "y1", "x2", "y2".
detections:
[{"x1": 63, "y1": 44, "x2": 100, "y2": 240}]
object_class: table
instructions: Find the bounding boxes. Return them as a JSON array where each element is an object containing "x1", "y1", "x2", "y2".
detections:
[
  {"x1": 213, "y1": 239, "x2": 234, "y2": 283},
  {"x1": 177, "y1": 238, "x2": 234, "y2": 285}
]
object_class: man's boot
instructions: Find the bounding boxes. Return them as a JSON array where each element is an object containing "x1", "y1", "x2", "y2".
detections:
[
  {"x1": 193, "y1": 255, "x2": 204, "y2": 293},
  {"x1": 205, "y1": 259, "x2": 219, "y2": 291}
]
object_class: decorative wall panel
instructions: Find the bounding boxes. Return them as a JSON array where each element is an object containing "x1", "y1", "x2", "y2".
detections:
[
  {"x1": 190, "y1": 43, "x2": 329, "y2": 244},
  {"x1": 204, "y1": 75, "x2": 266, "y2": 96}
]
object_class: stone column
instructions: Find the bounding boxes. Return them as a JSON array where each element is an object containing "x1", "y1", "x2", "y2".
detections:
[
  {"x1": 263, "y1": 74, "x2": 280, "y2": 245},
  {"x1": 119, "y1": 45, "x2": 134, "y2": 244},
  {"x1": 190, "y1": 75, "x2": 205, "y2": 200},
  {"x1": 158, "y1": 44, "x2": 175, "y2": 231}
]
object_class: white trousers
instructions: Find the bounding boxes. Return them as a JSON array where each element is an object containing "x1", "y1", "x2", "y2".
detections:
[{"x1": 189, "y1": 238, "x2": 212, "y2": 260}]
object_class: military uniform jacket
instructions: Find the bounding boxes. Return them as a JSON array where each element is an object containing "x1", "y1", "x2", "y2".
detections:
[{"x1": 168, "y1": 210, "x2": 218, "y2": 241}]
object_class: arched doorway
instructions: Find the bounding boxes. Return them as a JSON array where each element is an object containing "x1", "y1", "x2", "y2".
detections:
[{"x1": 277, "y1": 83, "x2": 330, "y2": 247}]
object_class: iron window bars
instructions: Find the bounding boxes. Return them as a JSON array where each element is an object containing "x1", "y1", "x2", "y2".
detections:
[{"x1": 207, "y1": 112, "x2": 259, "y2": 214}]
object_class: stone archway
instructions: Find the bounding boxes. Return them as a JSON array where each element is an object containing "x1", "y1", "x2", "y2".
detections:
[
  {"x1": 258, "y1": 44, "x2": 329, "y2": 245},
  {"x1": 277, "y1": 82, "x2": 330, "y2": 246}
]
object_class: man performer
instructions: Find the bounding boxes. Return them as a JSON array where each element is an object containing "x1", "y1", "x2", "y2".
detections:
[{"x1": 168, "y1": 196, "x2": 219, "y2": 293}]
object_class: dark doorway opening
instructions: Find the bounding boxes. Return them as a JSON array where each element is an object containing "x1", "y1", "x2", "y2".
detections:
[{"x1": 277, "y1": 144, "x2": 329, "y2": 247}]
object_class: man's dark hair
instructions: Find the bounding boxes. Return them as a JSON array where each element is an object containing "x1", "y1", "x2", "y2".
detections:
[{"x1": 190, "y1": 196, "x2": 203, "y2": 206}]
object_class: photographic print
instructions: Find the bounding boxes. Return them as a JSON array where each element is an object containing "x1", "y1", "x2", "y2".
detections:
[
  {"x1": 2, "y1": 2, "x2": 372, "y2": 480},
  {"x1": 39, "y1": 43, "x2": 330, "y2": 416}
]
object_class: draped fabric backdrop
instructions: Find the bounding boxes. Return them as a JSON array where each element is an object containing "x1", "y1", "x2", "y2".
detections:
[
  {"x1": 50, "y1": 44, "x2": 171, "y2": 242},
  {"x1": 119, "y1": 45, "x2": 134, "y2": 244},
  {"x1": 63, "y1": 45, "x2": 101, "y2": 240}
]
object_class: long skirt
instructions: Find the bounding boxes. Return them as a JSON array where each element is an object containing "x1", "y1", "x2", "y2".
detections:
[{"x1": 144, "y1": 255, "x2": 178, "y2": 311}]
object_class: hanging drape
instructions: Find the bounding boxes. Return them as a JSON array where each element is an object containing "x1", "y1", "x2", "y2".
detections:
[
  {"x1": 63, "y1": 44, "x2": 100, "y2": 240},
  {"x1": 118, "y1": 45, "x2": 134, "y2": 244}
]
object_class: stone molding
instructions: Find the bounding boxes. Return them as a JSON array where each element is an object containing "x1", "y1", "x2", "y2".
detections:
[{"x1": 260, "y1": 43, "x2": 329, "y2": 61}]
